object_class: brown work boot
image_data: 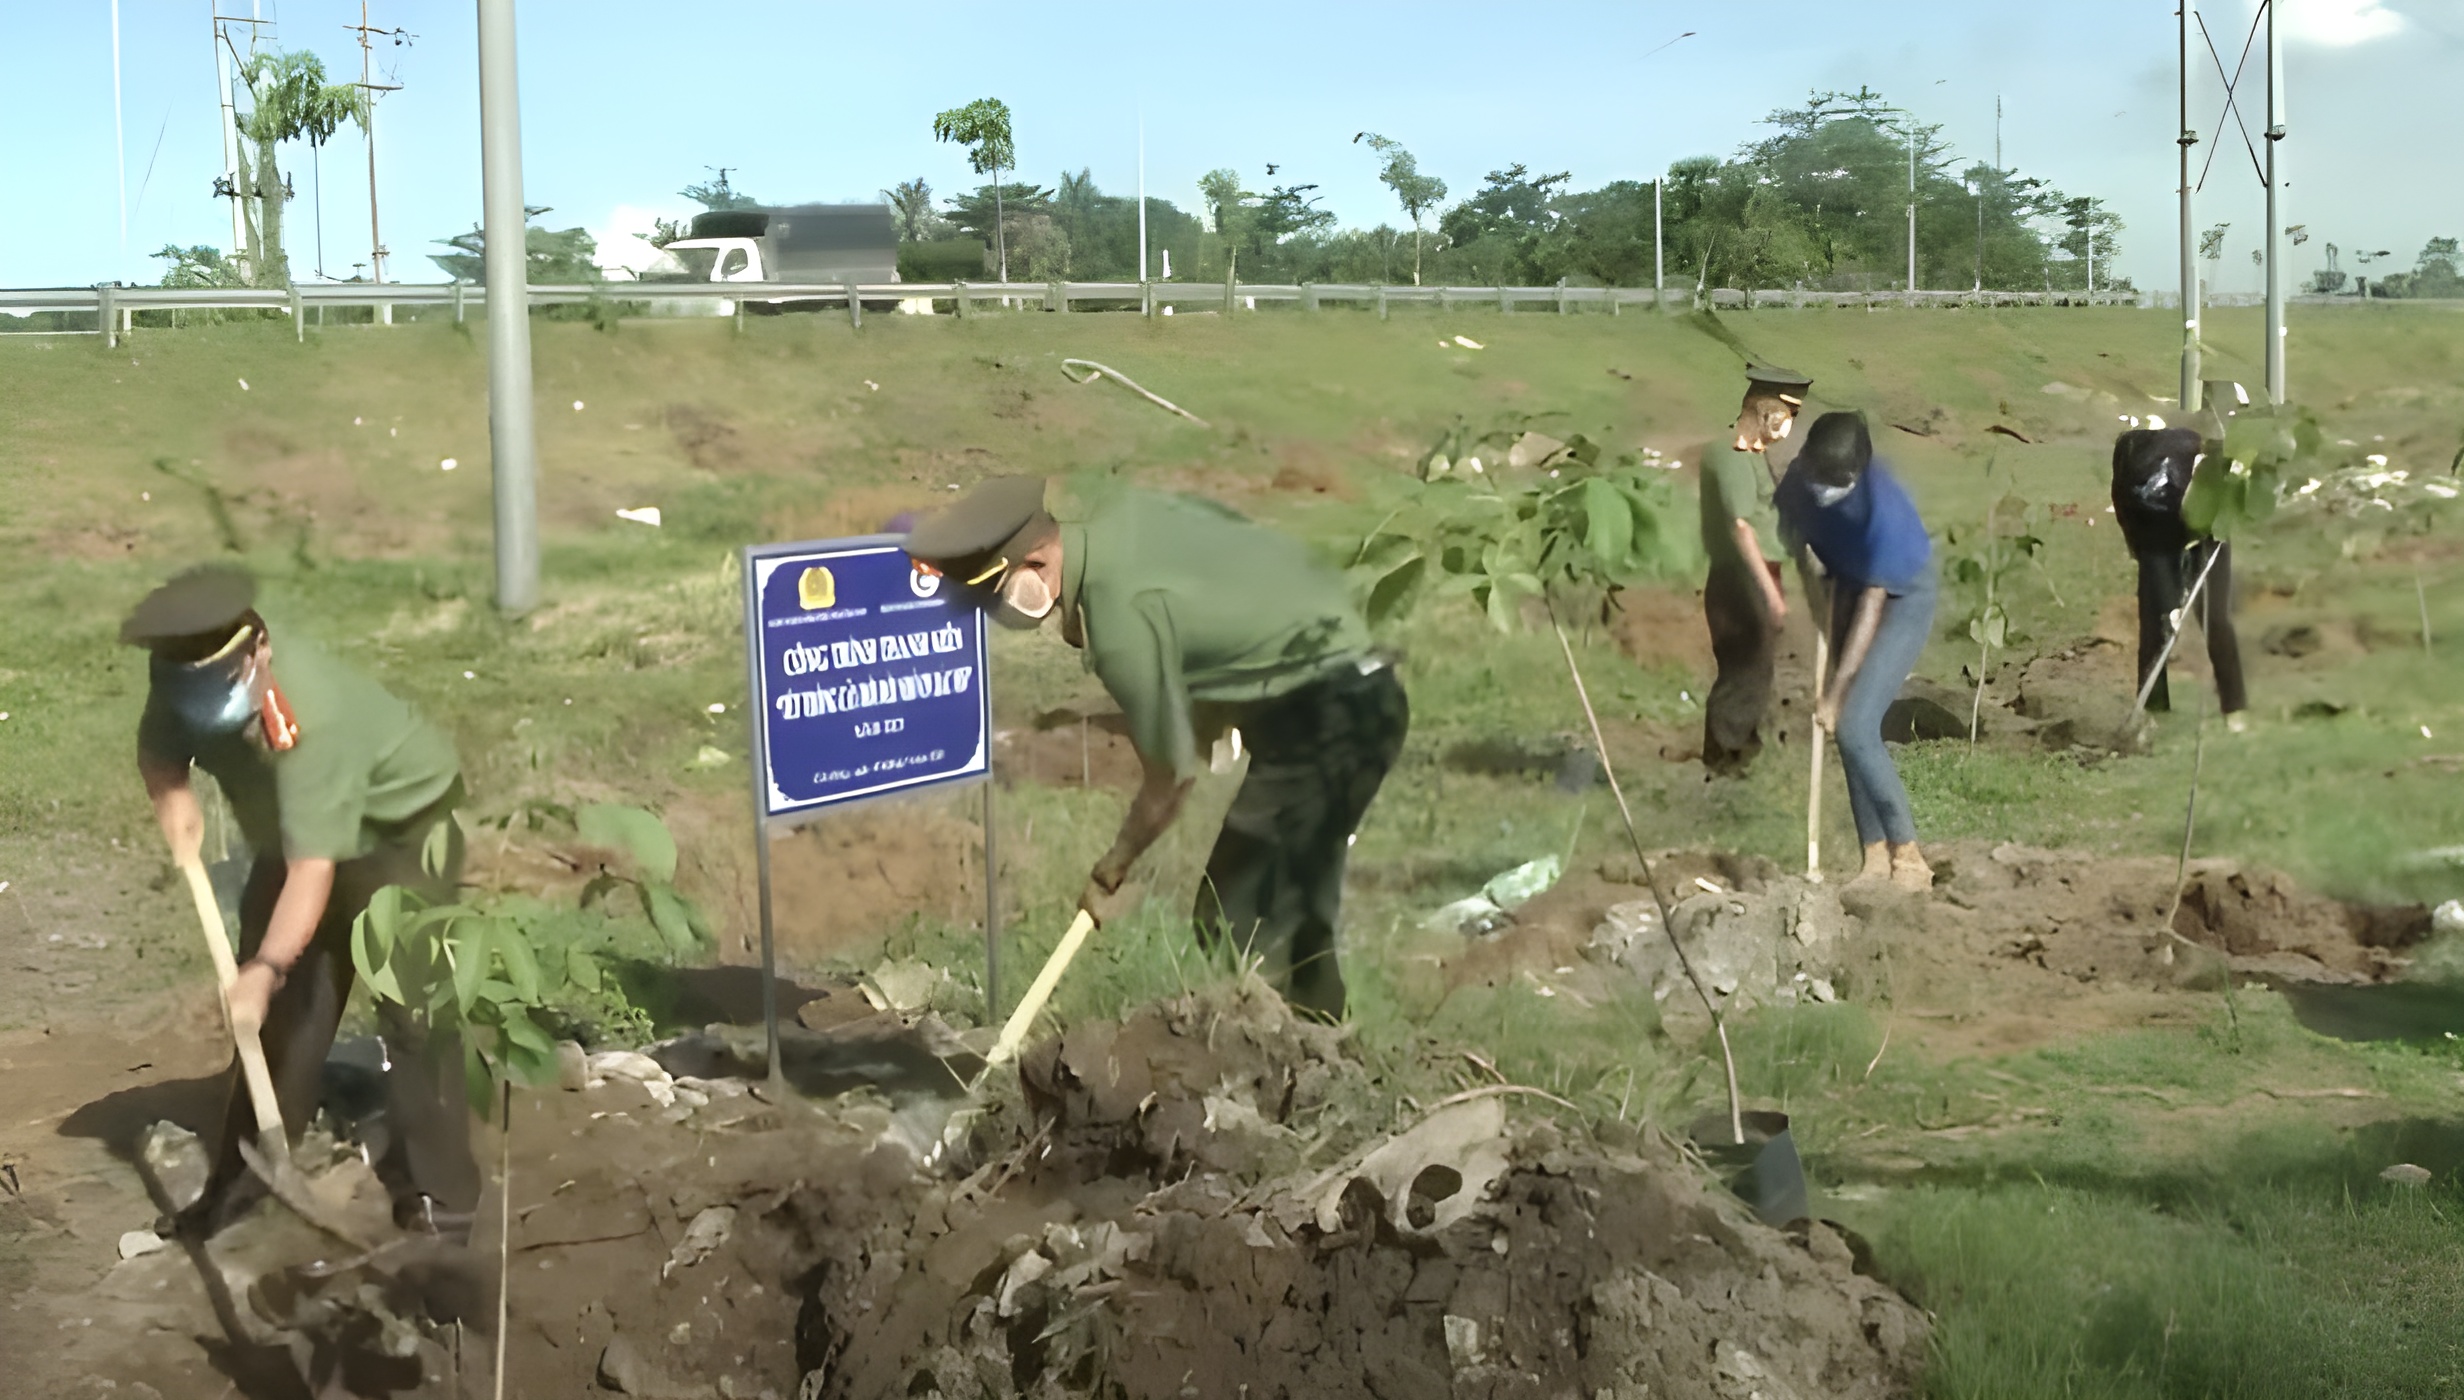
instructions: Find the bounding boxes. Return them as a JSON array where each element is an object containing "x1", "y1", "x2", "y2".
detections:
[
  {"x1": 1849, "y1": 842, "x2": 1892, "y2": 886},
  {"x1": 1889, "y1": 842, "x2": 1934, "y2": 893}
]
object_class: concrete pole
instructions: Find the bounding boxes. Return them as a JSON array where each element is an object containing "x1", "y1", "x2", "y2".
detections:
[
  {"x1": 1136, "y1": 114, "x2": 1147, "y2": 284},
  {"x1": 477, "y1": 0, "x2": 539, "y2": 614},
  {"x1": 1906, "y1": 125, "x2": 1917, "y2": 295},
  {"x1": 214, "y1": 18, "x2": 248, "y2": 272},
  {"x1": 1653, "y1": 177, "x2": 1664, "y2": 311},
  {"x1": 363, "y1": 0, "x2": 392, "y2": 325},
  {"x1": 2263, "y1": 0, "x2": 2286, "y2": 404},
  {"x1": 2179, "y1": 1, "x2": 2202, "y2": 413}
]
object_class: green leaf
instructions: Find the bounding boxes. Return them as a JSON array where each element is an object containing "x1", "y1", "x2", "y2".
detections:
[
  {"x1": 1582, "y1": 478, "x2": 1632, "y2": 573},
  {"x1": 448, "y1": 917, "x2": 488, "y2": 1015},
  {"x1": 500, "y1": 1012, "x2": 559, "y2": 1084},
  {"x1": 645, "y1": 884, "x2": 700, "y2": 953},
  {"x1": 494, "y1": 920, "x2": 544, "y2": 1003},
  {"x1": 1364, "y1": 555, "x2": 1427, "y2": 627},
  {"x1": 350, "y1": 891, "x2": 407, "y2": 1006},
  {"x1": 577, "y1": 803, "x2": 679, "y2": 884},
  {"x1": 565, "y1": 946, "x2": 603, "y2": 993}
]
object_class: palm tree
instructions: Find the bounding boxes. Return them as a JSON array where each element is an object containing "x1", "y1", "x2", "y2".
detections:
[
  {"x1": 934, "y1": 99, "x2": 1016, "y2": 281},
  {"x1": 1354, "y1": 134, "x2": 1447, "y2": 285},
  {"x1": 233, "y1": 49, "x2": 367, "y2": 287}
]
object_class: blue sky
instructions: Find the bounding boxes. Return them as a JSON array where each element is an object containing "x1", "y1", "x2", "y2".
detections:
[{"x1": 4, "y1": 1, "x2": 2455, "y2": 293}]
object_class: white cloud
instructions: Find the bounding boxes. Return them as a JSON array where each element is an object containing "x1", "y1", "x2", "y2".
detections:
[
  {"x1": 2282, "y1": 0, "x2": 2406, "y2": 47},
  {"x1": 588, "y1": 202, "x2": 692, "y2": 277}
]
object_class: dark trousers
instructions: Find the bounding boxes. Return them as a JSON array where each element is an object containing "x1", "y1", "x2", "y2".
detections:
[
  {"x1": 1192, "y1": 665, "x2": 1408, "y2": 1021},
  {"x1": 206, "y1": 811, "x2": 479, "y2": 1217},
  {"x1": 1702, "y1": 562, "x2": 1780, "y2": 775},
  {"x1": 2135, "y1": 540, "x2": 2247, "y2": 714}
]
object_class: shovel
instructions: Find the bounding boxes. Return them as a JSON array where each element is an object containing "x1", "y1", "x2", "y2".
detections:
[
  {"x1": 1806, "y1": 630, "x2": 1830, "y2": 883},
  {"x1": 177, "y1": 857, "x2": 290, "y2": 1170},
  {"x1": 968, "y1": 908, "x2": 1097, "y2": 1092}
]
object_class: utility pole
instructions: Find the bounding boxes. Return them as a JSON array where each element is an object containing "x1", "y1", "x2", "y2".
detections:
[
  {"x1": 1136, "y1": 112, "x2": 1147, "y2": 284},
  {"x1": 212, "y1": 12, "x2": 255, "y2": 277},
  {"x1": 113, "y1": 0, "x2": 126, "y2": 269},
  {"x1": 1653, "y1": 176, "x2": 1664, "y2": 311},
  {"x1": 2263, "y1": 0, "x2": 2286, "y2": 403},
  {"x1": 347, "y1": 4, "x2": 406, "y2": 324},
  {"x1": 2178, "y1": 4, "x2": 2201, "y2": 412},
  {"x1": 478, "y1": 0, "x2": 539, "y2": 614},
  {"x1": 1972, "y1": 176, "x2": 1983, "y2": 293},
  {"x1": 2086, "y1": 199, "x2": 2096, "y2": 294}
]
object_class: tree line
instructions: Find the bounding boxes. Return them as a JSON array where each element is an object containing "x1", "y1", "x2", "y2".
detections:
[{"x1": 874, "y1": 87, "x2": 2139, "y2": 294}]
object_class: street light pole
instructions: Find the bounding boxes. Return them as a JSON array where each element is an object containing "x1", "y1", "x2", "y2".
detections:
[
  {"x1": 2179, "y1": 1, "x2": 2202, "y2": 413},
  {"x1": 2263, "y1": 0, "x2": 2286, "y2": 403},
  {"x1": 1906, "y1": 122, "x2": 1917, "y2": 294},
  {"x1": 477, "y1": 0, "x2": 539, "y2": 614}
]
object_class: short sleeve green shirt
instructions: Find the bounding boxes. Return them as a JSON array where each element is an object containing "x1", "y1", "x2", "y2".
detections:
[
  {"x1": 138, "y1": 638, "x2": 461, "y2": 862},
  {"x1": 1700, "y1": 444, "x2": 1785, "y2": 569},
  {"x1": 1059, "y1": 491, "x2": 1372, "y2": 780}
]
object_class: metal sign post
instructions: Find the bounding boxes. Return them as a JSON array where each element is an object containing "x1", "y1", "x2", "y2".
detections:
[{"x1": 739, "y1": 536, "x2": 993, "y2": 1084}]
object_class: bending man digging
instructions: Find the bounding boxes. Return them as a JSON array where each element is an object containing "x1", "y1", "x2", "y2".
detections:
[
  {"x1": 126, "y1": 565, "x2": 479, "y2": 1236},
  {"x1": 907, "y1": 478, "x2": 1406, "y2": 1021}
]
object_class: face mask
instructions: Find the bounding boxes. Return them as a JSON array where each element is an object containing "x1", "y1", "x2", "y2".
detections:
[
  {"x1": 157, "y1": 654, "x2": 260, "y2": 735},
  {"x1": 1809, "y1": 479, "x2": 1856, "y2": 506},
  {"x1": 991, "y1": 567, "x2": 1055, "y2": 630}
]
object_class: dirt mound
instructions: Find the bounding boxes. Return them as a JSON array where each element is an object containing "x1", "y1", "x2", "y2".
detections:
[
  {"x1": 781, "y1": 982, "x2": 1928, "y2": 1399},
  {"x1": 1449, "y1": 845, "x2": 2433, "y2": 1059}
]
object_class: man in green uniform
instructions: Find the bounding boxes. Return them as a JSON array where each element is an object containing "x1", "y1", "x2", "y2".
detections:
[
  {"x1": 906, "y1": 478, "x2": 1405, "y2": 1020},
  {"x1": 125, "y1": 565, "x2": 478, "y2": 1233},
  {"x1": 1697, "y1": 363, "x2": 1814, "y2": 775}
]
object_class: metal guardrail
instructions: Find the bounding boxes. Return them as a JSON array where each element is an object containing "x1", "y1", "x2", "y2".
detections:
[{"x1": 1, "y1": 277, "x2": 2155, "y2": 344}]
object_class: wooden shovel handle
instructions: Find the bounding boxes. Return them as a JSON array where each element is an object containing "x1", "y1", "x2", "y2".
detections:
[
  {"x1": 1806, "y1": 632, "x2": 1829, "y2": 883},
  {"x1": 978, "y1": 910, "x2": 1097, "y2": 1079},
  {"x1": 178, "y1": 859, "x2": 289, "y2": 1158}
]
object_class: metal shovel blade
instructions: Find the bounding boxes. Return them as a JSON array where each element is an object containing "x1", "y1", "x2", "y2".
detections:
[{"x1": 1690, "y1": 1109, "x2": 1810, "y2": 1227}]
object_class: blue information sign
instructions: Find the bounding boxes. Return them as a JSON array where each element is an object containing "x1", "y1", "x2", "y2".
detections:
[{"x1": 742, "y1": 535, "x2": 990, "y2": 820}]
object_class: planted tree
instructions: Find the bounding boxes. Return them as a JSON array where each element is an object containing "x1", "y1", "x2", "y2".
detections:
[
  {"x1": 1350, "y1": 426, "x2": 1761, "y2": 1138},
  {"x1": 1353, "y1": 133, "x2": 1447, "y2": 285},
  {"x1": 1940, "y1": 459, "x2": 2049, "y2": 741},
  {"x1": 934, "y1": 99, "x2": 1018, "y2": 281},
  {"x1": 352, "y1": 804, "x2": 709, "y2": 1106}
]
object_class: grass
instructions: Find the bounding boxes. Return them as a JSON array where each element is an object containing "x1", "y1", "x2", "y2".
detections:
[{"x1": 3, "y1": 303, "x2": 2461, "y2": 1395}]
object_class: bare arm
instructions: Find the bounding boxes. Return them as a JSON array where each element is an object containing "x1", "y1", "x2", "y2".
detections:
[
  {"x1": 1818, "y1": 587, "x2": 1889, "y2": 727},
  {"x1": 141, "y1": 753, "x2": 204, "y2": 867},
  {"x1": 1733, "y1": 519, "x2": 1788, "y2": 622},
  {"x1": 1084, "y1": 753, "x2": 1194, "y2": 916}
]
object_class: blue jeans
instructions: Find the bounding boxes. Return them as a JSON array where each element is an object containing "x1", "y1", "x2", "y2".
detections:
[{"x1": 1827, "y1": 573, "x2": 1934, "y2": 847}]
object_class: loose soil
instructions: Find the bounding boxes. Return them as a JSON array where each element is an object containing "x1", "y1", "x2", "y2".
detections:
[{"x1": 4, "y1": 979, "x2": 1928, "y2": 1400}]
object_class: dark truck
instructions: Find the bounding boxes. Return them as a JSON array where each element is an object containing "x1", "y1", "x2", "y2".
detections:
[{"x1": 638, "y1": 203, "x2": 900, "y2": 313}]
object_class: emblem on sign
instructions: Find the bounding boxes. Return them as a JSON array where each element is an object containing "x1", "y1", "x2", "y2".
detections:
[
  {"x1": 909, "y1": 560, "x2": 943, "y2": 599},
  {"x1": 798, "y1": 566, "x2": 836, "y2": 610}
]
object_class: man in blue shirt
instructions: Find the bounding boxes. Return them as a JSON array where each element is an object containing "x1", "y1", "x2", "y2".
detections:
[{"x1": 1775, "y1": 413, "x2": 1937, "y2": 891}]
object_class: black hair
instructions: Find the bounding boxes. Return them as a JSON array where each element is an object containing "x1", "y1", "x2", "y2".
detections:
[{"x1": 1798, "y1": 411, "x2": 1873, "y2": 489}]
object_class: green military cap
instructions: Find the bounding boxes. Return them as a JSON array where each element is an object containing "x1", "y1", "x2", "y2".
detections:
[
  {"x1": 1744, "y1": 362, "x2": 1813, "y2": 399},
  {"x1": 903, "y1": 476, "x2": 1054, "y2": 592},
  {"x1": 120, "y1": 563, "x2": 256, "y2": 651}
]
